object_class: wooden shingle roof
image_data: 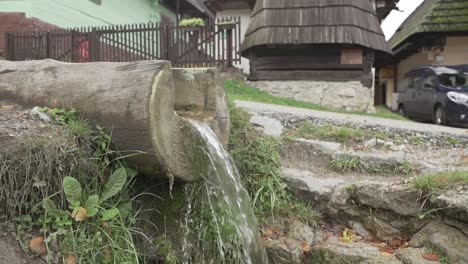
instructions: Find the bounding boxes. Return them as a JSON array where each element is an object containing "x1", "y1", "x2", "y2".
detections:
[
  {"x1": 240, "y1": 0, "x2": 390, "y2": 55},
  {"x1": 389, "y1": 0, "x2": 468, "y2": 50}
]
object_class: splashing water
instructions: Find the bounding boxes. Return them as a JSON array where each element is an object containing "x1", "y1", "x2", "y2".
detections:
[{"x1": 181, "y1": 120, "x2": 268, "y2": 264}]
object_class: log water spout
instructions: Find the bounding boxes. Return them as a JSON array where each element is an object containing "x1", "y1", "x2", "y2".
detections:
[{"x1": 0, "y1": 60, "x2": 228, "y2": 182}]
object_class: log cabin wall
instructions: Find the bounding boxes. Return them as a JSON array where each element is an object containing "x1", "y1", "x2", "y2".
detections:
[{"x1": 248, "y1": 44, "x2": 375, "y2": 87}]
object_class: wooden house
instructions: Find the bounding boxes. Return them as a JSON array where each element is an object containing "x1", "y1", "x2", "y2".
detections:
[
  {"x1": 240, "y1": 0, "x2": 391, "y2": 84},
  {"x1": 376, "y1": 0, "x2": 468, "y2": 109},
  {"x1": 203, "y1": 0, "x2": 398, "y2": 75}
]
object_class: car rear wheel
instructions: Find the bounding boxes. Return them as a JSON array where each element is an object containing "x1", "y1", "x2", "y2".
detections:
[
  {"x1": 433, "y1": 105, "x2": 448, "y2": 126},
  {"x1": 398, "y1": 105, "x2": 407, "y2": 117}
]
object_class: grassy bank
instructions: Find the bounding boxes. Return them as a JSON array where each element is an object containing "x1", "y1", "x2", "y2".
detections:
[
  {"x1": 225, "y1": 80, "x2": 408, "y2": 121},
  {"x1": 228, "y1": 102, "x2": 320, "y2": 226},
  {"x1": 1, "y1": 108, "x2": 158, "y2": 263}
]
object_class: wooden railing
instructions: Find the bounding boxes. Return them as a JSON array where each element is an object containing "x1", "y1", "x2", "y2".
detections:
[{"x1": 5, "y1": 17, "x2": 241, "y2": 68}]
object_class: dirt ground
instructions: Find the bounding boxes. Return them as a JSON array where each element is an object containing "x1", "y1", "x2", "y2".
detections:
[{"x1": 0, "y1": 231, "x2": 42, "y2": 264}]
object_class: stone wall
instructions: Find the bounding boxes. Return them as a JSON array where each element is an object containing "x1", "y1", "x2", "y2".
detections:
[{"x1": 248, "y1": 81, "x2": 375, "y2": 112}]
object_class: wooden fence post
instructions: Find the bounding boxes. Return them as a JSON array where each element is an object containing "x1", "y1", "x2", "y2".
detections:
[
  {"x1": 45, "y1": 32, "x2": 51, "y2": 59},
  {"x1": 71, "y1": 30, "x2": 77, "y2": 62},
  {"x1": 226, "y1": 28, "x2": 233, "y2": 66},
  {"x1": 5, "y1": 33, "x2": 11, "y2": 60}
]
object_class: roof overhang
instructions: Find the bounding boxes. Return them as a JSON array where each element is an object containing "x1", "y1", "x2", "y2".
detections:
[{"x1": 204, "y1": 0, "x2": 255, "y2": 12}]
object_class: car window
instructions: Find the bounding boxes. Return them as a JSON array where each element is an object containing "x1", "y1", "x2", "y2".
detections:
[
  {"x1": 421, "y1": 72, "x2": 437, "y2": 90},
  {"x1": 408, "y1": 75, "x2": 416, "y2": 90}
]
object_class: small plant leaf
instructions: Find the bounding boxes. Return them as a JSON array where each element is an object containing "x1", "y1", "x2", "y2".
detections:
[
  {"x1": 100, "y1": 168, "x2": 127, "y2": 203},
  {"x1": 101, "y1": 208, "x2": 120, "y2": 221},
  {"x1": 84, "y1": 195, "x2": 99, "y2": 217},
  {"x1": 117, "y1": 200, "x2": 133, "y2": 219},
  {"x1": 63, "y1": 177, "x2": 82, "y2": 207},
  {"x1": 71, "y1": 206, "x2": 87, "y2": 222},
  {"x1": 42, "y1": 199, "x2": 57, "y2": 212}
]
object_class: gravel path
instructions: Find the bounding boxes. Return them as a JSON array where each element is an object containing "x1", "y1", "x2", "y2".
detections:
[{"x1": 235, "y1": 100, "x2": 468, "y2": 138}]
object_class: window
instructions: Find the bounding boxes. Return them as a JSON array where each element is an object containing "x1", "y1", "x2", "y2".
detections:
[
  {"x1": 422, "y1": 73, "x2": 437, "y2": 89},
  {"x1": 89, "y1": 0, "x2": 102, "y2": 5}
]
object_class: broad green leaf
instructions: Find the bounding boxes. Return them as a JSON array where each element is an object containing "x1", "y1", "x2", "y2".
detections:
[
  {"x1": 125, "y1": 167, "x2": 137, "y2": 178},
  {"x1": 100, "y1": 168, "x2": 127, "y2": 203},
  {"x1": 85, "y1": 195, "x2": 100, "y2": 217},
  {"x1": 101, "y1": 208, "x2": 120, "y2": 221},
  {"x1": 63, "y1": 177, "x2": 82, "y2": 207},
  {"x1": 42, "y1": 199, "x2": 57, "y2": 212},
  {"x1": 117, "y1": 200, "x2": 133, "y2": 219}
]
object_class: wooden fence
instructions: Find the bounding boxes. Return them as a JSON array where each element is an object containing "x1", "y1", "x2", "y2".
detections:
[{"x1": 5, "y1": 17, "x2": 241, "y2": 68}]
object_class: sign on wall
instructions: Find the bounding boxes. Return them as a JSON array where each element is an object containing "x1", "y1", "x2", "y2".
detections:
[{"x1": 341, "y1": 49, "x2": 363, "y2": 64}]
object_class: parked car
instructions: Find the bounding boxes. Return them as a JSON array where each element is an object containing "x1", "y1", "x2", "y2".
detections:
[{"x1": 398, "y1": 65, "x2": 468, "y2": 126}]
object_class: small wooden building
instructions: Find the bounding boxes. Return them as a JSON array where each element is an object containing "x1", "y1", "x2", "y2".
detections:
[{"x1": 240, "y1": 0, "x2": 391, "y2": 86}]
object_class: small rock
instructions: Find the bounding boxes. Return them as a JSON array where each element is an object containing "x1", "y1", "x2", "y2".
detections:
[
  {"x1": 364, "y1": 138, "x2": 378, "y2": 148},
  {"x1": 384, "y1": 141, "x2": 394, "y2": 148},
  {"x1": 348, "y1": 221, "x2": 370, "y2": 237},
  {"x1": 363, "y1": 216, "x2": 401, "y2": 242},
  {"x1": 30, "y1": 107, "x2": 51, "y2": 122},
  {"x1": 390, "y1": 145, "x2": 406, "y2": 152},
  {"x1": 265, "y1": 238, "x2": 302, "y2": 264}
]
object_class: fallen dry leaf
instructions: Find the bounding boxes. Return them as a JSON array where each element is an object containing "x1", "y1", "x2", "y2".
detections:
[
  {"x1": 390, "y1": 239, "x2": 402, "y2": 247},
  {"x1": 461, "y1": 156, "x2": 468, "y2": 164},
  {"x1": 66, "y1": 254, "x2": 76, "y2": 264},
  {"x1": 422, "y1": 253, "x2": 440, "y2": 261},
  {"x1": 380, "y1": 252, "x2": 393, "y2": 257},
  {"x1": 371, "y1": 242, "x2": 387, "y2": 249},
  {"x1": 380, "y1": 246, "x2": 396, "y2": 254},
  {"x1": 301, "y1": 241, "x2": 311, "y2": 253},
  {"x1": 72, "y1": 206, "x2": 87, "y2": 222},
  {"x1": 29, "y1": 237, "x2": 47, "y2": 255}
]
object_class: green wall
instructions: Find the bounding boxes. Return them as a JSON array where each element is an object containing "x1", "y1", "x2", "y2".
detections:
[{"x1": 0, "y1": 0, "x2": 175, "y2": 27}]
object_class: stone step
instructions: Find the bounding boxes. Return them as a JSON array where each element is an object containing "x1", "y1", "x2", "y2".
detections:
[
  {"x1": 282, "y1": 167, "x2": 421, "y2": 216},
  {"x1": 310, "y1": 239, "x2": 446, "y2": 264},
  {"x1": 282, "y1": 138, "x2": 422, "y2": 175}
]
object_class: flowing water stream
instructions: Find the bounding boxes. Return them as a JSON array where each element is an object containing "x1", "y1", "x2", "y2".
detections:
[{"x1": 180, "y1": 120, "x2": 268, "y2": 264}]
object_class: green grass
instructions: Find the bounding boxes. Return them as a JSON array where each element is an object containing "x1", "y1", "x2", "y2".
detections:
[
  {"x1": 413, "y1": 170, "x2": 468, "y2": 194},
  {"x1": 288, "y1": 121, "x2": 388, "y2": 144},
  {"x1": 224, "y1": 80, "x2": 408, "y2": 121},
  {"x1": 228, "y1": 102, "x2": 320, "y2": 226},
  {"x1": 328, "y1": 156, "x2": 419, "y2": 176}
]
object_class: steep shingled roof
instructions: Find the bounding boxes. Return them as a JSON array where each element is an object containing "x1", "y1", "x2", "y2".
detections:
[
  {"x1": 240, "y1": 0, "x2": 390, "y2": 55},
  {"x1": 389, "y1": 0, "x2": 468, "y2": 49}
]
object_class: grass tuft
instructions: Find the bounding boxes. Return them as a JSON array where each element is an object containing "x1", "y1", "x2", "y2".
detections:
[
  {"x1": 224, "y1": 80, "x2": 408, "y2": 121},
  {"x1": 413, "y1": 170, "x2": 468, "y2": 194},
  {"x1": 328, "y1": 156, "x2": 419, "y2": 176}
]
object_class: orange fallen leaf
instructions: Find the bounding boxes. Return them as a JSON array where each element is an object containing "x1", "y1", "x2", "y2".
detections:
[
  {"x1": 371, "y1": 242, "x2": 387, "y2": 249},
  {"x1": 72, "y1": 206, "x2": 87, "y2": 222},
  {"x1": 380, "y1": 246, "x2": 396, "y2": 254},
  {"x1": 422, "y1": 253, "x2": 440, "y2": 261},
  {"x1": 380, "y1": 252, "x2": 393, "y2": 257},
  {"x1": 66, "y1": 254, "x2": 76, "y2": 264},
  {"x1": 390, "y1": 239, "x2": 402, "y2": 247},
  {"x1": 29, "y1": 237, "x2": 47, "y2": 255},
  {"x1": 461, "y1": 156, "x2": 468, "y2": 164},
  {"x1": 301, "y1": 241, "x2": 311, "y2": 253}
]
